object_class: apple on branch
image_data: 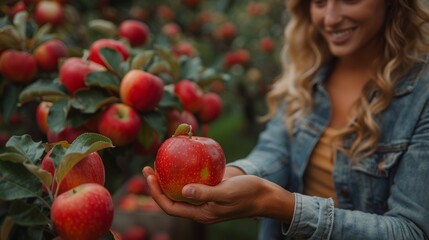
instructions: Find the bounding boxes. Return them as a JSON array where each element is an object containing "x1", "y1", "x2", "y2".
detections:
[
  {"x1": 166, "y1": 109, "x2": 198, "y2": 137},
  {"x1": 120, "y1": 69, "x2": 164, "y2": 112},
  {"x1": 119, "y1": 19, "x2": 150, "y2": 47},
  {"x1": 51, "y1": 183, "x2": 114, "y2": 240},
  {"x1": 88, "y1": 38, "x2": 129, "y2": 68},
  {"x1": 59, "y1": 57, "x2": 105, "y2": 95},
  {"x1": 33, "y1": 39, "x2": 68, "y2": 72},
  {"x1": 97, "y1": 103, "x2": 141, "y2": 146},
  {"x1": 198, "y1": 92, "x2": 223, "y2": 124},
  {"x1": 0, "y1": 50, "x2": 37, "y2": 84},
  {"x1": 36, "y1": 101, "x2": 52, "y2": 134},
  {"x1": 34, "y1": 1, "x2": 65, "y2": 27},
  {"x1": 174, "y1": 79, "x2": 203, "y2": 113},
  {"x1": 41, "y1": 149, "x2": 105, "y2": 195},
  {"x1": 155, "y1": 123, "x2": 226, "y2": 205}
]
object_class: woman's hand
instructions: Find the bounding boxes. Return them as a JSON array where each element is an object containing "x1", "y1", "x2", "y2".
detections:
[{"x1": 142, "y1": 166, "x2": 295, "y2": 224}]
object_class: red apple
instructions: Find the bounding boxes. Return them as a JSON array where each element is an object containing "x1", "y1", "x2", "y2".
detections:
[
  {"x1": 47, "y1": 126, "x2": 88, "y2": 143},
  {"x1": 155, "y1": 124, "x2": 225, "y2": 204},
  {"x1": 118, "y1": 194, "x2": 139, "y2": 211},
  {"x1": 119, "y1": 20, "x2": 150, "y2": 47},
  {"x1": 156, "y1": 5, "x2": 175, "y2": 22},
  {"x1": 224, "y1": 49, "x2": 250, "y2": 69},
  {"x1": 172, "y1": 41, "x2": 196, "y2": 58},
  {"x1": 259, "y1": 37, "x2": 275, "y2": 53},
  {"x1": 198, "y1": 92, "x2": 222, "y2": 123},
  {"x1": 59, "y1": 57, "x2": 105, "y2": 95},
  {"x1": 151, "y1": 232, "x2": 171, "y2": 240},
  {"x1": 34, "y1": 1, "x2": 65, "y2": 26},
  {"x1": 88, "y1": 39, "x2": 129, "y2": 68},
  {"x1": 174, "y1": 80, "x2": 203, "y2": 113},
  {"x1": 41, "y1": 149, "x2": 105, "y2": 194},
  {"x1": 0, "y1": 50, "x2": 37, "y2": 84},
  {"x1": 181, "y1": 0, "x2": 202, "y2": 8},
  {"x1": 51, "y1": 183, "x2": 114, "y2": 240},
  {"x1": 166, "y1": 109, "x2": 198, "y2": 137},
  {"x1": 215, "y1": 22, "x2": 235, "y2": 40},
  {"x1": 162, "y1": 23, "x2": 181, "y2": 39},
  {"x1": 97, "y1": 103, "x2": 141, "y2": 146},
  {"x1": 9, "y1": 1, "x2": 26, "y2": 19},
  {"x1": 123, "y1": 226, "x2": 147, "y2": 240},
  {"x1": 125, "y1": 175, "x2": 147, "y2": 195},
  {"x1": 120, "y1": 69, "x2": 164, "y2": 112},
  {"x1": 36, "y1": 101, "x2": 52, "y2": 134},
  {"x1": 34, "y1": 39, "x2": 68, "y2": 72}
]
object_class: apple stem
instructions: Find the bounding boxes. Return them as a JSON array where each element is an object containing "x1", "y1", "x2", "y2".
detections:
[{"x1": 173, "y1": 123, "x2": 192, "y2": 138}]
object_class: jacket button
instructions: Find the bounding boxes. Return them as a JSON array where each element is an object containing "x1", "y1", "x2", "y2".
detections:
[{"x1": 340, "y1": 187, "x2": 349, "y2": 198}]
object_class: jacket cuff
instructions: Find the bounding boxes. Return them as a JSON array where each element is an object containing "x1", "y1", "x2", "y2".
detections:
[
  {"x1": 282, "y1": 193, "x2": 335, "y2": 239},
  {"x1": 227, "y1": 159, "x2": 261, "y2": 176}
]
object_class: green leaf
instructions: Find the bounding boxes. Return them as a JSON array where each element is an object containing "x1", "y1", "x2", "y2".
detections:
[
  {"x1": 1, "y1": 83, "x2": 22, "y2": 123},
  {"x1": 55, "y1": 133, "x2": 113, "y2": 186},
  {"x1": 47, "y1": 99, "x2": 70, "y2": 134},
  {"x1": 148, "y1": 60, "x2": 171, "y2": 75},
  {"x1": 18, "y1": 79, "x2": 67, "y2": 104},
  {"x1": 179, "y1": 57, "x2": 203, "y2": 81},
  {"x1": 131, "y1": 50, "x2": 155, "y2": 70},
  {"x1": 142, "y1": 111, "x2": 166, "y2": 140},
  {"x1": 5, "y1": 135, "x2": 44, "y2": 164},
  {"x1": 9, "y1": 200, "x2": 50, "y2": 226},
  {"x1": 100, "y1": 47, "x2": 124, "y2": 76},
  {"x1": 50, "y1": 143, "x2": 67, "y2": 170},
  {"x1": 85, "y1": 71, "x2": 121, "y2": 92},
  {"x1": 71, "y1": 88, "x2": 118, "y2": 114},
  {"x1": 0, "y1": 161, "x2": 41, "y2": 200},
  {"x1": 197, "y1": 68, "x2": 230, "y2": 88},
  {"x1": 156, "y1": 46, "x2": 180, "y2": 80},
  {"x1": 159, "y1": 90, "x2": 182, "y2": 110},
  {"x1": 0, "y1": 25, "x2": 22, "y2": 50},
  {"x1": 0, "y1": 148, "x2": 28, "y2": 164}
]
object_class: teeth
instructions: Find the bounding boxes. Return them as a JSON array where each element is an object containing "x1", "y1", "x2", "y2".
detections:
[{"x1": 332, "y1": 29, "x2": 353, "y2": 39}]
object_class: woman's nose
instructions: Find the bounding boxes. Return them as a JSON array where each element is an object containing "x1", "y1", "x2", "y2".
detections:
[{"x1": 324, "y1": 3, "x2": 343, "y2": 27}]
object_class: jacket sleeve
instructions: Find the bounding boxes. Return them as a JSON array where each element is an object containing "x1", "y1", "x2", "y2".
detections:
[
  {"x1": 283, "y1": 102, "x2": 429, "y2": 240},
  {"x1": 227, "y1": 104, "x2": 292, "y2": 187}
]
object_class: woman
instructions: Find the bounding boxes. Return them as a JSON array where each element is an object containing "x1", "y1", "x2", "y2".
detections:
[{"x1": 144, "y1": 0, "x2": 429, "y2": 239}]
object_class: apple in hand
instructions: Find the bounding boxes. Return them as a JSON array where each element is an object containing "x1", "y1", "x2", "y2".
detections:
[
  {"x1": 174, "y1": 79, "x2": 203, "y2": 113},
  {"x1": 166, "y1": 109, "x2": 198, "y2": 136},
  {"x1": 155, "y1": 123, "x2": 226, "y2": 204},
  {"x1": 34, "y1": 1, "x2": 65, "y2": 26},
  {"x1": 36, "y1": 101, "x2": 52, "y2": 134},
  {"x1": 59, "y1": 57, "x2": 105, "y2": 95},
  {"x1": 119, "y1": 19, "x2": 150, "y2": 46},
  {"x1": 51, "y1": 183, "x2": 114, "y2": 240},
  {"x1": 120, "y1": 69, "x2": 164, "y2": 112},
  {"x1": 34, "y1": 39, "x2": 68, "y2": 72},
  {"x1": 88, "y1": 39, "x2": 129, "y2": 68},
  {"x1": 0, "y1": 50, "x2": 37, "y2": 84},
  {"x1": 198, "y1": 92, "x2": 222, "y2": 123},
  {"x1": 41, "y1": 149, "x2": 105, "y2": 194},
  {"x1": 97, "y1": 103, "x2": 141, "y2": 146}
]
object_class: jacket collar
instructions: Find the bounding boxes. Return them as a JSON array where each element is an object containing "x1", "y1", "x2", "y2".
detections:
[{"x1": 311, "y1": 56, "x2": 428, "y2": 97}]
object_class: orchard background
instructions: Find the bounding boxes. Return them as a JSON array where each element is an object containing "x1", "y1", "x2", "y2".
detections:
[{"x1": 0, "y1": 0, "x2": 287, "y2": 239}]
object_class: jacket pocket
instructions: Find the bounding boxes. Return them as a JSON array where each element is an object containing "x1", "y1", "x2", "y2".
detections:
[{"x1": 350, "y1": 142, "x2": 407, "y2": 213}]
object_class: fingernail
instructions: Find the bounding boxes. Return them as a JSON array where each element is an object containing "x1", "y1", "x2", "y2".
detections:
[{"x1": 183, "y1": 186, "x2": 195, "y2": 198}]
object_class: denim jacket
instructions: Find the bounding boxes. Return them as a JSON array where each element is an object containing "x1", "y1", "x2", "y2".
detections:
[{"x1": 229, "y1": 58, "x2": 429, "y2": 240}]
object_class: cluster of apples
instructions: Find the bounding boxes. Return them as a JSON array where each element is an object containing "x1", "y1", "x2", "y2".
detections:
[{"x1": 38, "y1": 138, "x2": 115, "y2": 239}]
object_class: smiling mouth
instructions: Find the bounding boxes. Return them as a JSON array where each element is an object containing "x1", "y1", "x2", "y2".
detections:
[{"x1": 329, "y1": 29, "x2": 355, "y2": 43}]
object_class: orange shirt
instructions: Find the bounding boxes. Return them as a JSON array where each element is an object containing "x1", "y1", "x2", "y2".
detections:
[{"x1": 303, "y1": 127, "x2": 339, "y2": 207}]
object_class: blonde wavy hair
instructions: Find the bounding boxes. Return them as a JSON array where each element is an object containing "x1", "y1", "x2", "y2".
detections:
[{"x1": 264, "y1": 0, "x2": 429, "y2": 162}]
